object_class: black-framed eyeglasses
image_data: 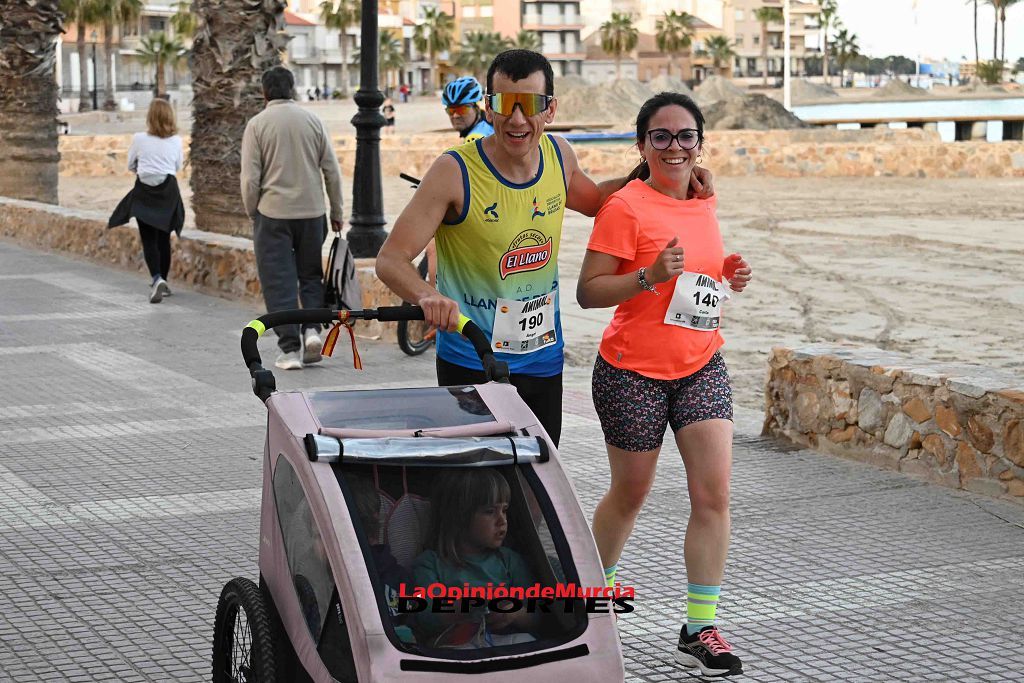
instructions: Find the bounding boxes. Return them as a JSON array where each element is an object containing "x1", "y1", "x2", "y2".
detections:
[{"x1": 646, "y1": 128, "x2": 701, "y2": 151}]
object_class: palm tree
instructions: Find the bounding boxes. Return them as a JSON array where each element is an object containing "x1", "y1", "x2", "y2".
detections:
[
  {"x1": 968, "y1": 0, "x2": 980, "y2": 66},
  {"x1": 818, "y1": 0, "x2": 838, "y2": 85},
  {"x1": 137, "y1": 32, "x2": 185, "y2": 96},
  {"x1": 59, "y1": 0, "x2": 100, "y2": 111},
  {"x1": 985, "y1": 0, "x2": 1001, "y2": 61},
  {"x1": 354, "y1": 32, "x2": 406, "y2": 91},
  {"x1": 998, "y1": 0, "x2": 1019, "y2": 64},
  {"x1": 170, "y1": 0, "x2": 196, "y2": 41},
  {"x1": 704, "y1": 35, "x2": 735, "y2": 77},
  {"x1": 189, "y1": 0, "x2": 287, "y2": 237},
  {"x1": 456, "y1": 30, "x2": 508, "y2": 83},
  {"x1": 95, "y1": 0, "x2": 143, "y2": 110},
  {"x1": 833, "y1": 27, "x2": 859, "y2": 87},
  {"x1": 413, "y1": 7, "x2": 453, "y2": 92},
  {"x1": 754, "y1": 6, "x2": 784, "y2": 86},
  {"x1": 655, "y1": 10, "x2": 695, "y2": 79},
  {"x1": 379, "y1": 33, "x2": 406, "y2": 92},
  {"x1": 319, "y1": 0, "x2": 359, "y2": 96},
  {"x1": 0, "y1": 0, "x2": 63, "y2": 203},
  {"x1": 600, "y1": 12, "x2": 638, "y2": 80},
  {"x1": 512, "y1": 29, "x2": 540, "y2": 51}
]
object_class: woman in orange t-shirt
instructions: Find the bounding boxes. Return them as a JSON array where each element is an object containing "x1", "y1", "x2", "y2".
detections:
[{"x1": 577, "y1": 92, "x2": 752, "y2": 678}]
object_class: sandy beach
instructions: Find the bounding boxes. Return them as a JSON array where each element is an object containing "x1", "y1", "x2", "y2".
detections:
[{"x1": 62, "y1": 170, "x2": 1024, "y2": 411}]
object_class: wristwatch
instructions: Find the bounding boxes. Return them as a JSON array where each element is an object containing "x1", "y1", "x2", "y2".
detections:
[{"x1": 637, "y1": 267, "x2": 659, "y2": 295}]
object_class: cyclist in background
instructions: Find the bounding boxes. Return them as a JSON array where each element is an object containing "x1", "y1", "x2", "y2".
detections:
[
  {"x1": 442, "y1": 76, "x2": 494, "y2": 144},
  {"x1": 419, "y1": 77, "x2": 496, "y2": 320}
]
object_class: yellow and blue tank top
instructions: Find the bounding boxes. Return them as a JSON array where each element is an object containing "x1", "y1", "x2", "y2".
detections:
[{"x1": 435, "y1": 134, "x2": 567, "y2": 376}]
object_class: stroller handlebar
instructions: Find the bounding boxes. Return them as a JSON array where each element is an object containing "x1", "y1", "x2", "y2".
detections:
[{"x1": 241, "y1": 306, "x2": 509, "y2": 402}]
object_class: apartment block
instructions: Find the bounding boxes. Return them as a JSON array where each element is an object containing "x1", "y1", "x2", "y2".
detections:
[{"x1": 720, "y1": 0, "x2": 821, "y2": 82}]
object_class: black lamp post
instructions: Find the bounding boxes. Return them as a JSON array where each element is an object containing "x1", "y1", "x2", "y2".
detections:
[
  {"x1": 90, "y1": 30, "x2": 98, "y2": 111},
  {"x1": 347, "y1": 0, "x2": 387, "y2": 257}
]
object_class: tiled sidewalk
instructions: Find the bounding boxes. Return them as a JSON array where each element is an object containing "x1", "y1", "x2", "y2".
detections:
[{"x1": 1, "y1": 241, "x2": 1022, "y2": 682}]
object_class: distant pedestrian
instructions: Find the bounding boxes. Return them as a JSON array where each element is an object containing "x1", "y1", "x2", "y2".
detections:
[
  {"x1": 382, "y1": 97, "x2": 396, "y2": 135},
  {"x1": 314, "y1": 86, "x2": 321, "y2": 101},
  {"x1": 107, "y1": 98, "x2": 184, "y2": 304},
  {"x1": 399, "y1": 83, "x2": 410, "y2": 103},
  {"x1": 241, "y1": 66, "x2": 345, "y2": 370},
  {"x1": 306, "y1": 88, "x2": 313, "y2": 101}
]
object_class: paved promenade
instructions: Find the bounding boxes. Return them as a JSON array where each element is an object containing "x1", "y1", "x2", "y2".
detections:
[{"x1": 1, "y1": 241, "x2": 1022, "y2": 682}]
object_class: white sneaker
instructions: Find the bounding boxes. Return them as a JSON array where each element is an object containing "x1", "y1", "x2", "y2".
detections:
[
  {"x1": 274, "y1": 351, "x2": 303, "y2": 370},
  {"x1": 149, "y1": 278, "x2": 169, "y2": 304},
  {"x1": 303, "y1": 329, "x2": 323, "y2": 365}
]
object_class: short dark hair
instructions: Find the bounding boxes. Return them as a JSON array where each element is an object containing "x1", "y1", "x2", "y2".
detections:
[
  {"x1": 629, "y1": 91, "x2": 706, "y2": 181},
  {"x1": 486, "y1": 49, "x2": 554, "y2": 96},
  {"x1": 261, "y1": 66, "x2": 295, "y2": 101}
]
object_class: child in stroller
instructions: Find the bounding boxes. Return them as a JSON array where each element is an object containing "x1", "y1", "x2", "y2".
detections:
[{"x1": 412, "y1": 469, "x2": 538, "y2": 648}]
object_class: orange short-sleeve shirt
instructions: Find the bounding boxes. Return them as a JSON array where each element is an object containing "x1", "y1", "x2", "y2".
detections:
[{"x1": 587, "y1": 179, "x2": 726, "y2": 380}]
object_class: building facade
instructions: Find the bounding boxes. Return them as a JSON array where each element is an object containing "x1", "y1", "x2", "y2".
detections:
[
  {"x1": 521, "y1": 1, "x2": 584, "y2": 76},
  {"x1": 720, "y1": 0, "x2": 820, "y2": 83}
]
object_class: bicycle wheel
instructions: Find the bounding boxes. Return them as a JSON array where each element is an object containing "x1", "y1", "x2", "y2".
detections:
[
  {"x1": 213, "y1": 577, "x2": 278, "y2": 683},
  {"x1": 397, "y1": 256, "x2": 435, "y2": 357}
]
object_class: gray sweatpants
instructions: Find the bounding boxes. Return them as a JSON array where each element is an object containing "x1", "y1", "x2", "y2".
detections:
[{"x1": 253, "y1": 212, "x2": 327, "y2": 353}]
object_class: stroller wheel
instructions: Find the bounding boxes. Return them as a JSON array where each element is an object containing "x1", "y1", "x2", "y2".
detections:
[{"x1": 213, "y1": 577, "x2": 278, "y2": 683}]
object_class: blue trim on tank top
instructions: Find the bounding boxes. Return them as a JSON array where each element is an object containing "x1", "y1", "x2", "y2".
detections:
[
  {"x1": 475, "y1": 138, "x2": 545, "y2": 190},
  {"x1": 442, "y1": 150, "x2": 471, "y2": 225}
]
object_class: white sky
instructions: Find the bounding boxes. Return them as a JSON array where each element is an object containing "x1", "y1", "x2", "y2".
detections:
[{"x1": 833, "y1": 0, "x2": 1023, "y2": 64}]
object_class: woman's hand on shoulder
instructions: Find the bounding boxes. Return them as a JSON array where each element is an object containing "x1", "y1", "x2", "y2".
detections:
[
  {"x1": 688, "y1": 167, "x2": 714, "y2": 200},
  {"x1": 724, "y1": 253, "x2": 752, "y2": 292},
  {"x1": 648, "y1": 236, "x2": 685, "y2": 284}
]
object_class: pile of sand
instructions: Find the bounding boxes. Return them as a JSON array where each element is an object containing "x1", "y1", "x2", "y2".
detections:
[
  {"x1": 647, "y1": 74, "x2": 695, "y2": 96},
  {"x1": 702, "y1": 93, "x2": 807, "y2": 130},
  {"x1": 554, "y1": 74, "x2": 588, "y2": 94},
  {"x1": 556, "y1": 79, "x2": 654, "y2": 123},
  {"x1": 790, "y1": 78, "x2": 838, "y2": 103},
  {"x1": 694, "y1": 75, "x2": 745, "y2": 106},
  {"x1": 873, "y1": 79, "x2": 930, "y2": 98},
  {"x1": 958, "y1": 80, "x2": 1006, "y2": 94}
]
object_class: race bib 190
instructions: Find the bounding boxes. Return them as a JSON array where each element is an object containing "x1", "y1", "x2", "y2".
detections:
[{"x1": 490, "y1": 293, "x2": 557, "y2": 354}]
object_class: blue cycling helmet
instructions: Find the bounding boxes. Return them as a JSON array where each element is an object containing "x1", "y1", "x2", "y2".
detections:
[{"x1": 442, "y1": 76, "x2": 483, "y2": 107}]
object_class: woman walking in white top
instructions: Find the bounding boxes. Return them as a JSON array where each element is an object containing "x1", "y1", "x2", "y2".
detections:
[{"x1": 108, "y1": 98, "x2": 185, "y2": 303}]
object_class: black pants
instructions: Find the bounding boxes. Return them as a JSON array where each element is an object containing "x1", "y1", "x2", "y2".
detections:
[
  {"x1": 253, "y1": 212, "x2": 328, "y2": 353},
  {"x1": 138, "y1": 221, "x2": 172, "y2": 280},
  {"x1": 436, "y1": 357, "x2": 563, "y2": 446}
]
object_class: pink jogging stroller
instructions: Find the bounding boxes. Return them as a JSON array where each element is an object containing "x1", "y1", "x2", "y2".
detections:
[{"x1": 212, "y1": 306, "x2": 625, "y2": 682}]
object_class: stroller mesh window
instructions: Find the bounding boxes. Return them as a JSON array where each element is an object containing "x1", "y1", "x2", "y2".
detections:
[
  {"x1": 337, "y1": 463, "x2": 586, "y2": 659},
  {"x1": 272, "y1": 456, "x2": 337, "y2": 644},
  {"x1": 309, "y1": 386, "x2": 494, "y2": 430}
]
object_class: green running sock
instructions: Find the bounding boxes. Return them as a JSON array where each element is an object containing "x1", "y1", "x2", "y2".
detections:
[
  {"x1": 686, "y1": 583, "x2": 720, "y2": 635},
  {"x1": 604, "y1": 564, "x2": 619, "y2": 588}
]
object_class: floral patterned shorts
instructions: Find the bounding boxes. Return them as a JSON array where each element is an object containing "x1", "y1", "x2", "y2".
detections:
[{"x1": 592, "y1": 352, "x2": 733, "y2": 452}]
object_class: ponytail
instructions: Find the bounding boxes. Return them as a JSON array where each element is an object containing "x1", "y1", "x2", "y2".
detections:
[{"x1": 626, "y1": 159, "x2": 650, "y2": 182}]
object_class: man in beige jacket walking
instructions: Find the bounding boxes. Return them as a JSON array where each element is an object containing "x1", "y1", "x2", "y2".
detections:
[{"x1": 241, "y1": 66, "x2": 344, "y2": 370}]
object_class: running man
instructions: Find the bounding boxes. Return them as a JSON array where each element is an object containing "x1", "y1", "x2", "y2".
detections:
[
  {"x1": 376, "y1": 50, "x2": 714, "y2": 446},
  {"x1": 442, "y1": 76, "x2": 495, "y2": 143}
]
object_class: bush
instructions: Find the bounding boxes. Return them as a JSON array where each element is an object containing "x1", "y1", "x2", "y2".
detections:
[{"x1": 976, "y1": 59, "x2": 1004, "y2": 85}]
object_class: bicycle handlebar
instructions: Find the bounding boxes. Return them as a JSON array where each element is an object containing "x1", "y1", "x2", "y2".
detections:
[{"x1": 241, "y1": 306, "x2": 509, "y2": 402}]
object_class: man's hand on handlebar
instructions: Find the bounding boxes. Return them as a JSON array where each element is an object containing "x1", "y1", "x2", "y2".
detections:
[{"x1": 417, "y1": 292, "x2": 461, "y2": 332}]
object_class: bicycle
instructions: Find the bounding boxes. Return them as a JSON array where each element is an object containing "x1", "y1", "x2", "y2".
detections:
[{"x1": 395, "y1": 173, "x2": 436, "y2": 356}]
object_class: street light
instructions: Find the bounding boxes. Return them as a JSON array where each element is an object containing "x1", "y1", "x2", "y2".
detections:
[
  {"x1": 347, "y1": 0, "x2": 387, "y2": 257},
  {"x1": 90, "y1": 30, "x2": 98, "y2": 111},
  {"x1": 783, "y1": 0, "x2": 791, "y2": 110}
]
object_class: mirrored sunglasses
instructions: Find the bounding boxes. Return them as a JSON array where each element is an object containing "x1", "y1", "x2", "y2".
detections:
[
  {"x1": 445, "y1": 104, "x2": 476, "y2": 116},
  {"x1": 485, "y1": 92, "x2": 553, "y2": 117},
  {"x1": 647, "y1": 128, "x2": 701, "y2": 151}
]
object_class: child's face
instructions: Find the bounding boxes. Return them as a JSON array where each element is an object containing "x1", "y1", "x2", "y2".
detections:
[{"x1": 466, "y1": 500, "x2": 509, "y2": 551}]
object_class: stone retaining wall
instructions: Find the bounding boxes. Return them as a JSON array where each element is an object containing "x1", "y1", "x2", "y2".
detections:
[
  {"x1": 58, "y1": 128, "x2": 1024, "y2": 180},
  {"x1": 0, "y1": 197, "x2": 402, "y2": 341},
  {"x1": 764, "y1": 344, "x2": 1024, "y2": 503}
]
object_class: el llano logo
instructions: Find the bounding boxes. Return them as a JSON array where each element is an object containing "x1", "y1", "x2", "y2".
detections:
[{"x1": 499, "y1": 229, "x2": 552, "y2": 280}]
